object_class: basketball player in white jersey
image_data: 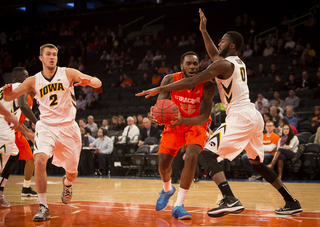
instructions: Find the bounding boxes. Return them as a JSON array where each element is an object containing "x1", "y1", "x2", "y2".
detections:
[
  {"x1": 0, "y1": 103, "x2": 19, "y2": 128},
  {"x1": 0, "y1": 82, "x2": 34, "y2": 208},
  {"x1": 137, "y1": 9, "x2": 302, "y2": 217},
  {"x1": 3, "y1": 43, "x2": 102, "y2": 221}
]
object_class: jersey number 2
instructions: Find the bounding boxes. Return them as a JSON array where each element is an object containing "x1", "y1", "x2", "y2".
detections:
[{"x1": 49, "y1": 94, "x2": 58, "y2": 106}]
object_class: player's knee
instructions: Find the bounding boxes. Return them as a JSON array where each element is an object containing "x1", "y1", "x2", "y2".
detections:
[
  {"x1": 252, "y1": 163, "x2": 277, "y2": 183},
  {"x1": 198, "y1": 150, "x2": 222, "y2": 178}
]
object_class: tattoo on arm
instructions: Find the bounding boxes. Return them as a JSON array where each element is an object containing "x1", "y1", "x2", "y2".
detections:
[{"x1": 157, "y1": 75, "x2": 174, "y2": 100}]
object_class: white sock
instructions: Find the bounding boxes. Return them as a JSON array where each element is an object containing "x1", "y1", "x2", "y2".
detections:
[
  {"x1": 163, "y1": 180, "x2": 172, "y2": 192},
  {"x1": 38, "y1": 193, "x2": 48, "y2": 208},
  {"x1": 64, "y1": 178, "x2": 72, "y2": 186},
  {"x1": 23, "y1": 180, "x2": 31, "y2": 188},
  {"x1": 174, "y1": 187, "x2": 189, "y2": 207}
]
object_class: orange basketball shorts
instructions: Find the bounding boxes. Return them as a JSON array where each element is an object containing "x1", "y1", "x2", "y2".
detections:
[
  {"x1": 158, "y1": 124, "x2": 208, "y2": 157},
  {"x1": 15, "y1": 131, "x2": 33, "y2": 160}
]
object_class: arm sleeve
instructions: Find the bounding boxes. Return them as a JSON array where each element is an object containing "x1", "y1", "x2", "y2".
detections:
[{"x1": 263, "y1": 144, "x2": 277, "y2": 152}]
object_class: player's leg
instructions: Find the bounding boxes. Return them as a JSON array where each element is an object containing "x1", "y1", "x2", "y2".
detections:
[
  {"x1": 0, "y1": 154, "x2": 19, "y2": 208},
  {"x1": 22, "y1": 158, "x2": 37, "y2": 196},
  {"x1": 172, "y1": 144, "x2": 201, "y2": 220},
  {"x1": 32, "y1": 121, "x2": 54, "y2": 221},
  {"x1": 155, "y1": 129, "x2": 182, "y2": 212},
  {"x1": 201, "y1": 123, "x2": 246, "y2": 217},
  {"x1": 247, "y1": 135, "x2": 302, "y2": 215}
]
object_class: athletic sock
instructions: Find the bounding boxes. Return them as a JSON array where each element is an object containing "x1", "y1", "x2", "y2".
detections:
[
  {"x1": 38, "y1": 193, "x2": 48, "y2": 208},
  {"x1": 174, "y1": 187, "x2": 188, "y2": 207},
  {"x1": 218, "y1": 181, "x2": 235, "y2": 197},
  {"x1": 23, "y1": 180, "x2": 31, "y2": 188},
  {"x1": 64, "y1": 178, "x2": 72, "y2": 186},
  {"x1": 278, "y1": 186, "x2": 295, "y2": 202},
  {"x1": 163, "y1": 180, "x2": 172, "y2": 192}
]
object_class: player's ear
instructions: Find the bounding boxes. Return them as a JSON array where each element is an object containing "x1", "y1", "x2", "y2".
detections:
[
  {"x1": 230, "y1": 43, "x2": 235, "y2": 49},
  {"x1": 39, "y1": 55, "x2": 43, "y2": 62},
  {"x1": 180, "y1": 63, "x2": 183, "y2": 70}
]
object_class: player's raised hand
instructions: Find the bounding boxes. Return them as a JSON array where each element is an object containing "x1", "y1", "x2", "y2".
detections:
[
  {"x1": 199, "y1": 8, "x2": 207, "y2": 32},
  {"x1": 3, "y1": 84, "x2": 17, "y2": 101},
  {"x1": 136, "y1": 87, "x2": 161, "y2": 98},
  {"x1": 74, "y1": 77, "x2": 91, "y2": 87}
]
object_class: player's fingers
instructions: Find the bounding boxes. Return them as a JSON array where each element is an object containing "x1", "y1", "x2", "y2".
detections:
[{"x1": 135, "y1": 91, "x2": 146, "y2": 96}]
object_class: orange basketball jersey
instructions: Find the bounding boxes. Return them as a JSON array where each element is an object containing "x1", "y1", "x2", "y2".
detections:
[{"x1": 170, "y1": 72, "x2": 211, "y2": 125}]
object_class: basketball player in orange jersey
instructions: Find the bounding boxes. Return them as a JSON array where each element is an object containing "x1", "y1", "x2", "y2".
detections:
[
  {"x1": 137, "y1": 9, "x2": 302, "y2": 217},
  {"x1": 3, "y1": 43, "x2": 102, "y2": 222},
  {"x1": 10, "y1": 67, "x2": 38, "y2": 196},
  {"x1": 150, "y1": 51, "x2": 215, "y2": 220}
]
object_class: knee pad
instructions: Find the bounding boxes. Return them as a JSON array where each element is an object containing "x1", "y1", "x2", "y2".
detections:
[
  {"x1": 252, "y1": 163, "x2": 278, "y2": 183},
  {"x1": 198, "y1": 149, "x2": 223, "y2": 178}
]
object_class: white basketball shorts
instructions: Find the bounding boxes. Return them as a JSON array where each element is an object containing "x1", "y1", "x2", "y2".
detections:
[
  {"x1": 34, "y1": 120, "x2": 81, "y2": 173},
  {"x1": 204, "y1": 105, "x2": 264, "y2": 162},
  {"x1": 0, "y1": 129, "x2": 19, "y2": 172}
]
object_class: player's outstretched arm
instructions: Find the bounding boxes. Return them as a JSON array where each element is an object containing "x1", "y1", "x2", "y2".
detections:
[
  {"x1": 66, "y1": 68, "x2": 102, "y2": 88},
  {"x1": 3, "y1": 77, "x2": 35, "y2": 102},
  {"x1": 0, "y1": 103, "x2": 19, "y2": 129},
  {"x1": 136, "y1": 60, "x2": 228, "y2": 98},
  {"x1": 199, "y1": 9, "x2": 221, "y2": 62}
]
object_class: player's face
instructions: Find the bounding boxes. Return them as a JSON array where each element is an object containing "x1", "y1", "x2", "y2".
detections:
[
  {"x1": 40, "y1": 47, "x2": 57, "y2": 70},
  {"x1": 218, "y1": 34, "x2": 232, "y2": 58},
  {"x1": 181, "y1": 55, "x2": 199, "y2": 78}
]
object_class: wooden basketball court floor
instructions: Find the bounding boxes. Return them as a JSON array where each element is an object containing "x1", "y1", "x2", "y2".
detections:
[{"x1": 1, "y1": 175, "x2": 319, "y2": 227}]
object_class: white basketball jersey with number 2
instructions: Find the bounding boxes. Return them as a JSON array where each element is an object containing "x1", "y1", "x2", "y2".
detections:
[{"x1": 34, "y1": 67, "x2": 76, "y2": 125}]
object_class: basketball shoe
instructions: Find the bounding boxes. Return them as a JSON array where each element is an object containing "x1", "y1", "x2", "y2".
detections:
[
  {"x1": 61, "y1": 175, "x2": 72, "y2": 204},
  {"x1": 0, "y1": 191, "x2": 10, "y2": 208},
  {"x1": 172, "y1": 205, "x2": 191, "y2": 220},
  {"x1": 33, "y1": 204, "x2": 51, "y2": 221},
  {"x1": 207, "y1": 196, "x2": 244, "y2": 217},
  {"x1": 275, "y1": 199, "x2": 302, "y2": 215},
  {"x1": 155, "y1": 185, "x2": 176, "y2": 211},
  {"x1": 21, "y1": 187, "x2": 38, "y2": 197}
]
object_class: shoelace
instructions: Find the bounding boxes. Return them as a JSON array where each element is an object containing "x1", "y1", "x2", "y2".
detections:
[
  {"x1": 216, "y1": 197, "x2": 226, "y2": 206},
  {"x1": 64, "y1": 186, "x2": 72, "y2": 197}
]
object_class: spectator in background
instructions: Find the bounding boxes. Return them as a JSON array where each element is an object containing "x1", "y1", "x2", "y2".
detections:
[
  {"x1": 255, "y1": 93, "x2": 269, "y2": 109},
  {"x1": 270, "y1": 106, "x2": 282, "y2": 126},
  {"x1": 90, "y1": 128, "x2": 114, "y2": 176},
  {"x1": 76, "y1": 94, "x2": 86, "y2": 111},
  {"x1": 271, "y1": 75, "x2": 286, "y2": 91},
  {"x1": 269, "y1": 90, "x2": 284, "y2": 108},
  {"x1": 151, "y1": 72, "x2": 162, "y2": 85},
  {"x1": 133, "y1": 36, "x2": 144, "y2": 47},
  {"x1": 311, "y1": 106, "x2": 320, "y2": 131},
  {"x1": 140, "y1": 72, "x2": 151, "y2": 85},
  {"x1": 267, "y1": 123, "x2": 299, "y2": 180},
  {"x1": 263, "y1": 42, "x2": 274, "y2": 57},
  {"x1": 243, "y1": 44, "x2": 253, "y2": 59},
  {"x1": 86, "y1": 95, "x2": 99, "y2": 110},
  {"x1": 80, "y1": 127, "x2": 95, "y2": 145},
  {"x1": 101, "y1": 119, "x2": 109, "y2": 130},
  {"x1": 87, "y1": 115, "x2": 99, "y2": 138},
  {"x1": 178, "y1": 35, "x2": 188, "y2": 47},
  {"x1": 116, "y1": 115, "x2": 126, "y2": 132},
  {"x1": 256, "y1": 101, "x2": 263, "y2": 114},
  {"x1": 296, "y1": 70, "x2": 312, "y2": 91},
  {"x1": 256, "y1": 64, "x2": 267, "y2": 77},
  {"x1": 79, "y1": 118, "x2": 91, "y2": 135},
  {"x1": 109, "y1": 116, "x2": 118, "y2": 132},
  {"x1": 67, "y1": 56, "x2": 77, "y2": 68},
  {"x1": 118, "y1": 116, "x2": 140, "y2": 144},
  {"x1": 283, "y1": 90, "x2": 300, "y2": 110},
  {"x1": 85, "y1": 87, "x2": 98, "y2": 103},
  {"x1": 199, "y1": 54, "x2": 212, "y2": 70},
  {"x1": 284, "y1": 36, "x2": 296, "y2": 53},
  {"x1": 268, "y1": 64, "x2": 281, "y2": 77},
  {"x1": 285, "y1": 106, "x2": 298, "y2": 128},
  {"x1": 120, "y1": 74, "x2": 133, "y2": 87},
  {"x1": 111, "y1": 75, "x2": 124, "y2": 88},
  {"x1": 158, "y1": 61, "x2": 169, "y2": 75},
  {"x1": 145, "y1": 50, "x2": 154, "y2": 62},
  {"x1": 137, "y1": 58, "x2": 149, "y2": 71},
  {"x1": 138, "y1": 117, "x2": 161, "y2": 146},
  {"x1": 285, "y1": 74, "x2": 298, "y2": 91}
]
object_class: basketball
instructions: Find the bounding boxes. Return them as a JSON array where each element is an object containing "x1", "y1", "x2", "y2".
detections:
[{"x1": 152, "y1": 99, "x2": 179, "y2": 125}]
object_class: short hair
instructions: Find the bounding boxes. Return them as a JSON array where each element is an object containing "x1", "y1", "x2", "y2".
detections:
[
  {"x1": 11, "y1": 67, "x2": 28, "y2": 83},
  {"x1": 226, "y1": 31, "x2": 244, "y2": 51},
  {"x1": 314, "y1": 106, "x2": 320, "y2": 112},
  {"x1": 79, "y1": 118, "x2": 86, "y2": 123},
  {"x1": 265, "y1": 120, "x2": 274, "y2": 126},
  {"x1": 40, "y1": 43, "x2": 58, "y2": 56},
  {"x1": 180, "y1": 51, "x2": 199, "y2": 63},
  {"x1": 87, "y1": 115, "x2": 94, "y2": 120}
]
